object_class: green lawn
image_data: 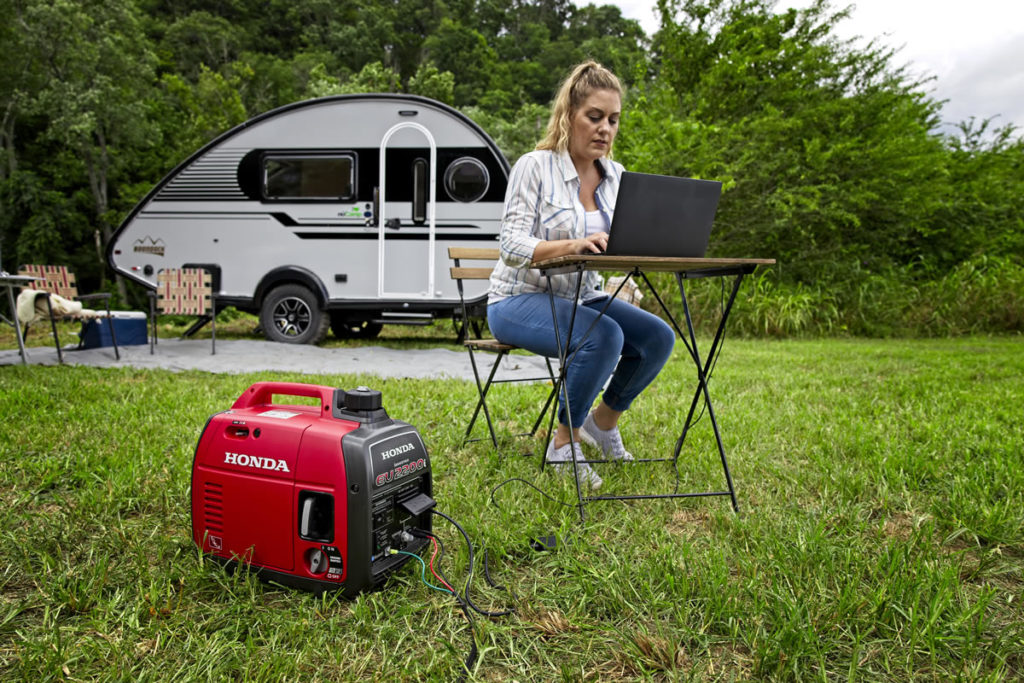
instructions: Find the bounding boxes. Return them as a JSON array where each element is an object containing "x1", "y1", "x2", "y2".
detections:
[{"x1": 1, "y1": 337, "x2": 1022, "y2": 680}]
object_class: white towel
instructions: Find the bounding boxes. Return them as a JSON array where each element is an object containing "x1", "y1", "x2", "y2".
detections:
[{"x1": 16, "y1": 289, "x2": 98, "y2": 325}]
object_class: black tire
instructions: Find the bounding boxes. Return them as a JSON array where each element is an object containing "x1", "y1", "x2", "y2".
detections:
[
  {"x1": 330, "y1": 315, "x2": 383, "y2": 339},
  {"x1": 260, "y1": 284, "x2": 329, "y2": 344}
]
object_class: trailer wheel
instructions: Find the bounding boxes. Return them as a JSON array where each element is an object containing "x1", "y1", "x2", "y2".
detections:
[
  {"x1": 330, "y1": 315, "x2": 383, "y2": 339},
  {"x1": 260, "y1": 284, "x2": 329, "y2": 344}
]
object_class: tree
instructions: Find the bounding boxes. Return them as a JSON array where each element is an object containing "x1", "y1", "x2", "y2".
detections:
[
  {"x1": 422, "y1": 19, "x2": 497, "y2": 106},
  {"x1": 0, "y1": 0, "x2": 42, "y2": 268},
  {"x1": 1, "y1": 0, "x2": 1019, "y2": 334},
  {"x1": 304, "y1": 62, "x2": 403, "y2": 98},
  {"x1": 566, "y1": 3, "x2": 650, "y2": 86},
  {"x1": 0, "y1": 1, "x2": 36, "y2": 183},
  {"x1": 464, "y1": 101, "x2": 550, "y2": 162},
  {"x1": 226, "y1": 51, "x2": 308, "y2": 117},
  {"x1": 159, "y1": 66, "x2": 248, "y2": 160},
  {"x1": 407, "y1": 63, "x2": 456, "y2": 105},
  {"x1": 628, "y1": 0, "x2": 949, "y2": 281},
  {"x1": 11, "y1": 0, "x2": 159, "y2": 298},
  {"x1": 158, "y1": 10, "x2": 247, "y2": 78},
  {"x1": 930, "y1": 118, "x2": 1024, "y2": 269}
]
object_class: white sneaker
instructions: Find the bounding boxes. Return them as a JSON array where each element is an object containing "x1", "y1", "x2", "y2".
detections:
[
  {"x1": 580, "y1": 412, "x2": 634, "y2": 461},
  {"x1": 545, "y1": 439, "x2": 602, "y2": 489}
]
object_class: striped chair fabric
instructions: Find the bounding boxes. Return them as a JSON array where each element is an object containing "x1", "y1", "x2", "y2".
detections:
[
  {"x1": 157, "y1": 268, "x2": 212, "y2": 315},
  {"x1": 18, "y1": 265, "x2": 79, "y2": 299},
  {"x1": 151, "y1": 268, "x2": 216, "y2": 354}
]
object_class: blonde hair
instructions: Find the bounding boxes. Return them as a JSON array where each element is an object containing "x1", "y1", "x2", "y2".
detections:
[{"x1": 536, "y1": 61, "x2": 623, "y2": 157}]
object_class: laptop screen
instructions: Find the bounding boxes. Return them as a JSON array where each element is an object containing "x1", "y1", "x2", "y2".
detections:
[{"x1": 605, "y1": 172, "x2": 722, "y2": 258}]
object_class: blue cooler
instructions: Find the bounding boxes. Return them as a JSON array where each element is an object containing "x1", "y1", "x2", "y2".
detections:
[{"x1": 80, "y1": 311, "x2": 148, "y2": 348}]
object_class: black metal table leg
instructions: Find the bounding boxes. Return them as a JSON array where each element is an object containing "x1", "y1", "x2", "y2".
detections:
[
  {"x1": 545, "y1": 264, "x2": 590, "y2": 522},
  {"x1": 534, "y1": 260, "x2": 759, "y2": 520},
  {"x1": 671, "y1": 272, "x2": 746, "y2": 512}
]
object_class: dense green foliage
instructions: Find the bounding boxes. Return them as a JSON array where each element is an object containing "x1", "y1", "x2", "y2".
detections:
[
  {"x1": 1, "y1": 0, "x2": 1022, "y2": 334},
  {"x1": 1, "y1": 339, "x2": 1022, "y2": 678}
]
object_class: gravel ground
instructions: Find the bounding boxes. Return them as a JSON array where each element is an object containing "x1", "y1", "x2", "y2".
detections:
[{"x1": 0, "y1": 337, "x2": 553, "y2": 382}]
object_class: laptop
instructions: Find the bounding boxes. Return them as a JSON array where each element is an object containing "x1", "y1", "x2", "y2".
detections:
[{"x1": 603, "y1": 171, "x2": 722, "y2": 257}]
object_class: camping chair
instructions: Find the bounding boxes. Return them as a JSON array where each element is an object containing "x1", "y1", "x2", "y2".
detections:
[
  {"x1": 149, "y1": 268, "x2": 216, "y2": 354},
  {"x1": 17, "y1": 264, "x2": 120, "y2": 363},
  {"x1": 449, "y1": 247, "x2": 560, "y2": 451}
]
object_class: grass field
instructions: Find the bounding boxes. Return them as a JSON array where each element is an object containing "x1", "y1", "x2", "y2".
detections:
[{"x1": 1, "y1": 335, "x2": 1022, "y2": 680}]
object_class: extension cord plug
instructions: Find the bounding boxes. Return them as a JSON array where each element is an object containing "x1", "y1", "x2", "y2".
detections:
[{"x1": 529, "y1": 534, "x2": 558, "y2": 551}]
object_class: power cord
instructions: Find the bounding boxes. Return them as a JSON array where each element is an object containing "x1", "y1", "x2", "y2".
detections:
[
  {"x1": 404, "y1": 530, "x2": 478, "y2": 680},
  {"x1": 489, "y1": 477, "x2": 581, "y2": 513},
  {"x1": 390, "y1": 549, "x2": 455, "y2": 596},
  {"x1": 428, "y1": 510, "x2": 515, "y2": 617},
  {"x1": 489, "y1": 477, "x2": 585, "y2": 551},
  {"x1": 397, "y1": 508, "x2": 518, "y2": 680}
]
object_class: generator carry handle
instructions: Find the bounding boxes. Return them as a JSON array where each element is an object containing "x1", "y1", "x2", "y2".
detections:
[{"x1": 231, "y1": 381, "x2": 335, "y2": 412}]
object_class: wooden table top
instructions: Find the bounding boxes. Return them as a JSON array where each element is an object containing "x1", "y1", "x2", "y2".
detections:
[{"x1": 532, "y1": 255, "x2": 776, "y2": 273}]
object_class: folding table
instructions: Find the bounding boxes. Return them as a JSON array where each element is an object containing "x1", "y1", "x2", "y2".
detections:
[{"x1": 532, "y1": 255, "x2": 775, "y2": 521}]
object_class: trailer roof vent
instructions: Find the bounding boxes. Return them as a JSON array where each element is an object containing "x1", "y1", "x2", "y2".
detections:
[{"x1": 444, "y1": 157, "x2": 489, "y2": 203}]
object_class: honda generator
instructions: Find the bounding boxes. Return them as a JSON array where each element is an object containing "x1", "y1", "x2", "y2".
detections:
[{"x1": 191, "y1": 381, "x2": 435, "y2": 597}]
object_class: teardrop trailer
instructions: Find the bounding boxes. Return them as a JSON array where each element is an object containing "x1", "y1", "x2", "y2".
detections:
[{"x1": 108, "y1": 94, "x2": 508, "y2": 343}]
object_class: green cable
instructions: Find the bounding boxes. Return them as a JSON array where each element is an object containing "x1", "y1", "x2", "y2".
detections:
[{"x1": 391, "y1": 549, "x2": 454, "y2": 596}]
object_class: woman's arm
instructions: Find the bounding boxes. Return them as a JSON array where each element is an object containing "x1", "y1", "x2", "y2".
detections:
[
  {"x1": 531, "y1": 231, "x2": 607, "y2": 262},
  {"x1": 498, "y1": 156, "x2": 545, "y2": 268},
  {"x1": 499, "y1": 154, "x2": 609, "y2": 266}
]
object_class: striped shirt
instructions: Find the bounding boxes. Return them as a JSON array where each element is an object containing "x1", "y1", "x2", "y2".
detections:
[{"x1": 488, "y1": 150, "x2": 624, "y2": 304}]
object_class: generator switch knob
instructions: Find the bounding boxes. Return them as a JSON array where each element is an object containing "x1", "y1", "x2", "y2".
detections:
[
  {"x1": 343, "y1": 387, "x2": 382, "y2": 411},
  {"x1": 306, "y1": 548, "x2": 328, "y2": 575}
]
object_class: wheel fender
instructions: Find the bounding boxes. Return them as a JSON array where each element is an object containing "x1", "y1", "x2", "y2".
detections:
[{"x1": 255, "y1": 267, "x2": 328, "y2": 309}]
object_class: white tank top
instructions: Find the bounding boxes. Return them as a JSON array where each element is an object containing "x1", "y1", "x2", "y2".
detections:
[{"x1": 584, "y1": 210, "x2": 607, "y2": 237}]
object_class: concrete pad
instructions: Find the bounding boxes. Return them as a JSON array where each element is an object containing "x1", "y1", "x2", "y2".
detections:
[{"x1": 0, "y1": 338, "x2": 554, "y2": 382}]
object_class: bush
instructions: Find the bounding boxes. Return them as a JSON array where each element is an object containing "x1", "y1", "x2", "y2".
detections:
[{"x1": 637, "y1": 256, "x2": 1024, "y2": 338}]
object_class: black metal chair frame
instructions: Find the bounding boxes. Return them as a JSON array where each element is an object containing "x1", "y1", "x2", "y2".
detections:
[
  {"x1": 449, "y1": 247, "x2": 561, "y2": 453},
  {"x1": 18, "y1": 265, "x2": 120, "y2": 364}
]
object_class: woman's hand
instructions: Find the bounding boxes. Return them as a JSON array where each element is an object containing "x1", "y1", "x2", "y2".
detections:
[
  {"x1": 532, "y1": 232, "x2": 609, "y2": 262},
  {"x1": 577, "y1": 232, "x2": 608, "y2": 254}
]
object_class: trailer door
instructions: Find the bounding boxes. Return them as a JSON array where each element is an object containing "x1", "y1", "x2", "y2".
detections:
[{"x1": 377, "y1": 122, "x2": 437, "y2": 300}]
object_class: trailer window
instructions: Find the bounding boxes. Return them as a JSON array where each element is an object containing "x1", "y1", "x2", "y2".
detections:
[
  {"x1": 412, "y1": 158, "x2": 428, "y2": 223},
  {"x1": 444, "y1": 157, "x2": 489, "y2": 203},
  {"x1": 263, "y1": 155, "x2": 355, "y2": 200}
]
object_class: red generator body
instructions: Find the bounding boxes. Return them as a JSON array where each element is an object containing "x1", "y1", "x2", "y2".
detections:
[{"x1": 191, "y1": 381, "x2": 433, "y2": 596}]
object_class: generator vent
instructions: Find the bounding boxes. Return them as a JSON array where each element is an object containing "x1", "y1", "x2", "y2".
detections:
[{"x1": 203, "y1": 481, "x2": 225, "y2": 533}]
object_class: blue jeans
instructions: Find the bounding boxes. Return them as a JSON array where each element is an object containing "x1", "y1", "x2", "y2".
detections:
[{"x1": 488, "y1": 294, "x2": 675, "y2": 428}]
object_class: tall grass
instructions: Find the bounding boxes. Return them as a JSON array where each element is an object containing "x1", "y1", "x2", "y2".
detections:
[
  {"x1": 1, "y1": 337, "x2": 1022, "y2": 680},
  {"x1": 647, "y1": 256, "x2": 1024, "y2": 338}
]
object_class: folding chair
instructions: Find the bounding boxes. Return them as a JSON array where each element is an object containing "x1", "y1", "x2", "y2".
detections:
[
  {"x1": 449, "y1": 247, "x2": 559, "y2": 450},
  {"x1": 604, "y1": 275, "x2": 644, "y2": 306},
  {"x1": 150, "y1": 268, "x2": 216, "y2": 354},
  {"x1": 17, "y1": 264, "x2": 119, "y2": 363}
]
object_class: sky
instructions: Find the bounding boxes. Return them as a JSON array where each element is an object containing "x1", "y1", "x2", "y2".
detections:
[{"x1": 610, "y1": 0, "x2": 1024, "y2": 137}]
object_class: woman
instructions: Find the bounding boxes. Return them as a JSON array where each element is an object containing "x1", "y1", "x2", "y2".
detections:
[{"x1": 487, "y1": 61, "x2": 676, "y2": 488}]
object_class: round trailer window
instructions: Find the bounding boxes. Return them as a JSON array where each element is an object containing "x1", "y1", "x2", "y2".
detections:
[{"x1": 444, "y1": 157, "x2": 490, "y2": 203}]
